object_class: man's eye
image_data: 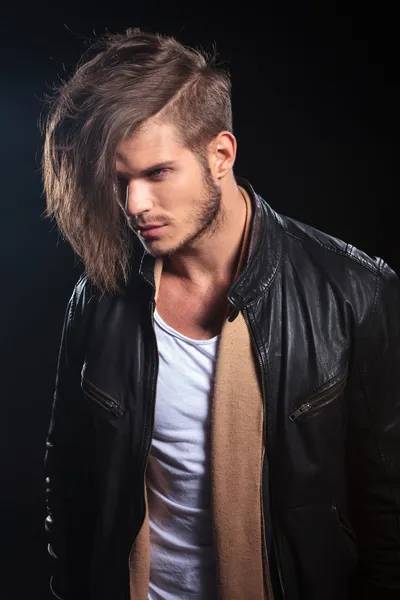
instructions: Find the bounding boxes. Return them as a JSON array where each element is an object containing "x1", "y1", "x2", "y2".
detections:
[
  {"x1": 117, "y1": 178, "x2": 128, "y2": 188},
  {"x1": 116, "y1": 179, "x2": 128, "y2": 204},
  {"x1": 148, "y1": 168, "x2": 168, "y2": 180}
]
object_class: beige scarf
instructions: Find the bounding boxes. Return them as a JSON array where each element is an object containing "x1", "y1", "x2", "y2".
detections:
[{"x1": 129, "y1": 187, "x2": 272, "y2": 599}]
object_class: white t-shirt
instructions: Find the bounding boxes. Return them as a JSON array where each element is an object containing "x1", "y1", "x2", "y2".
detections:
[{"x1": 147, "y1": 309, "x2": 219, "y2": 600}]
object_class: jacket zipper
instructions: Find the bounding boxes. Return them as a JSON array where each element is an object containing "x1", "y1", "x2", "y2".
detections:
[
  {"x1": 129, "y1": 297, "x2": 159, "y2": 571},
  {"x1": 260, "y1": 446, "x2": 275, "y2": 600},
  {"x1": 81, "y1": 377, "x2": 123, "y2": 418},
  {"x1": 243, "y1": 307, "x2": 285, "y2": 599},
  {"x1": 141, "y1": 299, "x2": 159, "y2": 484},
  {"x1": 332, "y1": 503, "x2": 357, "y2": 542},
  {"x1": 289, "y1": 376, "x2": 347, "y2": 422}
]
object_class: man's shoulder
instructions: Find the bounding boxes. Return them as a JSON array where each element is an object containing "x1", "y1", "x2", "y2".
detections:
[
  {"x1": 68, "y1": 271, "x2": 137, "y2": 326},
  {"x1": 70, "y1": 272, "x2": 99, "y2": 311},
  {"x1": 276, "y1": 210, "x2": 387, "y2": 283},
  {"x1": 65, "y1": 272, "x2": 103, "y2": 336}
]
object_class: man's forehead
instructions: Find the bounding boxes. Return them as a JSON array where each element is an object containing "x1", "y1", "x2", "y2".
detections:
[{"x1": 116, "y1": 121, "x2": 182, "y2": 164}]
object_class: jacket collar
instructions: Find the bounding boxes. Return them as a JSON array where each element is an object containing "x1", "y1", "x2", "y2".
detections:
[
  {"x1": 227, "y1": 177, "x2": 283, "y2": 310},
  {"x1": 134, "y1": 178, "x2": 283, "y2": 309}
]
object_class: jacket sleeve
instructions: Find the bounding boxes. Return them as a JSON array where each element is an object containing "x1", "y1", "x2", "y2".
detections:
[
  {"x1": 348, "y1": 260, "x2": 400, "y2": 598},
  {"x1": 44, "y1": 280, "x2": 96, "y2": 600}
]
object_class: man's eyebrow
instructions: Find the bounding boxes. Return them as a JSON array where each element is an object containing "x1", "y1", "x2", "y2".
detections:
[
  {"x1": 141, "y1": 161, "x2": 178, "y2": 175},
  {"x1": 116, "y1": 159, "x2": 178, "y2": 178}
]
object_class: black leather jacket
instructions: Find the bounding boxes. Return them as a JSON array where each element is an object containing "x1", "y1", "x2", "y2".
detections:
[{"x1": 45, "y1": 179, "x2": 400, "y2": 599}]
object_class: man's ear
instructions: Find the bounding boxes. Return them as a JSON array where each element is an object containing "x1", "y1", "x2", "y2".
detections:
[{"x1": 208, "y1": 131, "x2": 237, "y2": 179}]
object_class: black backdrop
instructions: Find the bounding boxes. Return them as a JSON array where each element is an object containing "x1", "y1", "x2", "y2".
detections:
[{"x1": 1, "y1": 3, "x2": 398, "y2": 599}]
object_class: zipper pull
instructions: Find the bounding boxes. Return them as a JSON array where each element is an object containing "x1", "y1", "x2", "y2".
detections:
[
  {"x1": 228, "y1": 307, "x2": 239, "y2": 322},
  {"x1": 289, "y1": 402, "x2": 312, "y2": 422}
]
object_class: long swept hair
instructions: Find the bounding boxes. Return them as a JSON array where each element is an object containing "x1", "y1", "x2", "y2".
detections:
[{"x1": 41, "y1": 28, "x2": 232, "y2": 294}]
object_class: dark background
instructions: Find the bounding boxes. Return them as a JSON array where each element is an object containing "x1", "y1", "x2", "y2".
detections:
[{"x1": 1, "y1": 2, "x2": 398, "y2": 598}]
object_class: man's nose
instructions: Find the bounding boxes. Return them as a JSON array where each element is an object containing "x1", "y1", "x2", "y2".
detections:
[{"x1": 125, "y1": 181, "x2": 153, "y2": 217}]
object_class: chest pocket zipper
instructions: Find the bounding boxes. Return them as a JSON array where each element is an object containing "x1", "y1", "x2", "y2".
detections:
[
  {"x1": 81, "y1": 377, "x2": 124, "y2": 418},
  {"x1": 289, "y1": 372, "x2": 347, "y2": 422}
]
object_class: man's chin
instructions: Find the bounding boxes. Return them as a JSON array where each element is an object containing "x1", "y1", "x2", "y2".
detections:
[
  {"x1": 141, "y1": 232, "x2": 195, "y2": 258},
  {"x1": 142, "y1": 241, "x2": 172, "y2": 258}
]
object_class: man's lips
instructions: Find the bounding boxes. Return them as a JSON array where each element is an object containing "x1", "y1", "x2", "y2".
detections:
[
  {"x1": 138, "y1": 224, "x2": 167, "y2": 238},
  {"x1": 138, "y1": 224, "x2": 165, "y2": 231}
]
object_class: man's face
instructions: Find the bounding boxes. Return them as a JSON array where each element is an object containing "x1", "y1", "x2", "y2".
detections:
[{"x1": 115, "y1": 119, "x2": 222, "y2": 257}]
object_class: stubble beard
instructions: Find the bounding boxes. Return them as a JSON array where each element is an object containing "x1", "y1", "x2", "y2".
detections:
[{"x1": 152, "y1": 169, "x2": 224, "y2": 258}]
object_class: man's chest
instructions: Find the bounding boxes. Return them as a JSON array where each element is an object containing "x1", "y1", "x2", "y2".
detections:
[{"x1": 156, "y1": 280, "x2": 228, "y2": 340}]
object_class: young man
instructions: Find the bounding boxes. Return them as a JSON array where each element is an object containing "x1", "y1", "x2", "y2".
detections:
[{"x1": 43, "y1": 28, "x2": 400, "y2": 600}]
